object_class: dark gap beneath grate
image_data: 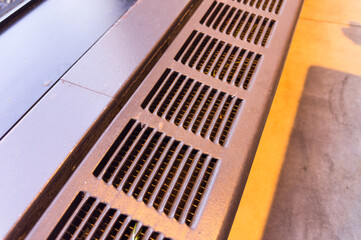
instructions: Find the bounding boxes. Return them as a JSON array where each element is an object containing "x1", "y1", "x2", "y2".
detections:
[
  {"x1": 122, "y1": 132, "x2": 163, "y2": 194},
  {"x1": 226, "y1": 9, "x2": 242, "y2": 35},
  {"x1": 262, "y1": 19, "x2": 276, "y2": 47},
  {"x1": 209, "y1": 95, "x2": 232, "y2": 142},
  {"x1": 211, "y1": 43, "x2": 231, "y2": 77},
  {"x1": 254, "y1": 18, "x2": 269, "y2": 45},
  {"x1": 234, "y1": 52, "x2": 253, "y2": 87},
  {"x1": 239, "y1": 13, "x2": 255, "y2": 40},
  {"x1": 157, "y1": 75, "x2": 187, "y2": 117},
  {"x1": 143, "y1": 140, "x2": 181, "y2": 204},
  {"x1": 186, "y1": 158, "x2": 218, "y2": 225},
  {"x1": 153, "y1": 145, "x2": 189, "y2": 210},
  {"x1": 48, "y1": 192, "x2": 85, "y2": 240},
  {"x1": 132, "y1": 135, "x2": 171, "y2": 199},
  {"x1": 112, "y1": 127, "x2": 154, "y2": 189},
  {"x1": 166, "y1": 79, "x2": 194, "y2": 121},
  {"x1": 189, "y1": 36, "x2": 211, "y2": 68},
  {"x1": 243, "y1": 54, "x2": 262, "y2": 89},
  {"x1": 91, "y1": 208, "x2": 117, "y2": 239},
  {"x1": 149, "y1": 72, "x2": 179, "y2": 113},
  {"x1": 219, "y1": 7, "x2": 236, "y2": 33},
  {"x1": 269, "y1": 0, "x2": 277, "y2": 12},
  {"x1": 101, "y1": 122, "x2": 144, "y2": 184},
  {"x1": 93, "y1": 119, "x2": 137, "y2": 178},
  {"x1": 247, "y1": 16, "x2": 262, "y2": 42},
  {"x1": 200, "y1": 92, "x2": 225, "y2": 138},
  {"x1": 141, "y1": 69, "x2": 172, "y2": 109},
  {"x1": 191, "y1": 89, "x2": 217, "y2": 134},
  {"x1": 206, "y1": 2, "x2": 224, "y2": 27},
  {"x1": 107, "y1": 214, "x2": 128, "y2": 240},
  {"x1": 77, "y1": 202, "x2": 106, "y2": 239},
  {"x1": 174, "y1": 30, "x2": 197, "y2": 61},
  {"x1": 195, "y1": 38, "x2": 217, "y2": 71},
  {"x1": 219, "y1": 98, "x2": 243, "y2": 146},
  {"x1": 212, "y1": 5, "x2": 230, "y2": 30},
  {"x1": 181, "y1": 33, "x2": 205, "y2": 64},
  {"x1": 61, "y1": 196, "x2": 96, "y2": 240},
  {"x1": 174, "y1": 153, "x2": 207, "y2": 223},
  {"x1": 199, "y1": 0, "x2": 217, "y2": 24},
  {"x1": 275, "y1": 0, "x2": 284, "y2": 14},
  {"x1": 204, "y1": 41, "x2": 224, "y2": 75}
]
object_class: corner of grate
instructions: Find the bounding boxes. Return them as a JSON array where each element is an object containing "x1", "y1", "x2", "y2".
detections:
[
  {"x1": 92, "y1": 119, "x2": 220, "y2": 228},
  {"x1": 199, "y1": 1, "x2": 276, "y2": 47},
  {"x1": 48, "y1": 191, "x2": 172, "y2": 240},
  {"x1": 174, "y1": 30, "x2": 262, "y2": 90},
  {"x1": 141, "y1": 68, "x2": 243, "y2": 147}
]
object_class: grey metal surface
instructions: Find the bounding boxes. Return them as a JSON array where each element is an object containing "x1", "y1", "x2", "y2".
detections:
[
  {"x1": 0, "y1": 80, "x2": 112, "y2": 239},
  {"x1": 264, "y1": 66, "x2": 361, "y2": 240},
  {"x1": 26, "y1": 0, "x2": 303, "y2": 239},
  {"x1": 0, "y1": 0, "x2": 137, "y2": 138},
  {"x1": 0, "y1": 0, "x2": 190, "y2": 238},
  {"x1": 0, "y1": 0, "x2": 31, "y2": 21},
  {"x1": 62, "y1": 0, "x2": 190, "y2": 98}
]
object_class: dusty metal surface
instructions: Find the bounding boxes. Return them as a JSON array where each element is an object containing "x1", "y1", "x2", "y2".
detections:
[
  {"x1": 61, "y1": 0, "x2": 191, "y2": 98},
  {"x1": 24, "y1": 0, "x2": 303, "y2": 239},
  {"x1": 0, "y1": 0, "x2": 137, "y2": 138},
  {"x1": 0, "y1": 81, "x2": 112, "y2": 239}
]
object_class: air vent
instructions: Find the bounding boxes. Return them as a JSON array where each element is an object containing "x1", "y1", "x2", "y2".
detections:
[
  {"x1": 48, "y1": 192, "x2": 171, "y2": 240},
  {"x1": 231, "y1": 0, "x2": 285, "y2": 14},
  {"x1": 93, "y1": 119, "x2": 219, "y2": 227},
  {"x1": 141, "y1": 69, "x2": 243, "y2": 146},
  {"x1": 174, "y1": 30, "x2": 262, "y2": 89},
  {"x1": 200, "y1": 1, "x2": 276, "y2": 47}
]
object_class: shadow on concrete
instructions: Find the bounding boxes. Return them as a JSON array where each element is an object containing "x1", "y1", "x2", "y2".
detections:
[
  {"x1": 263, "y1": 66, "x2": 361, "y2": 240},
  {"x1": 342, "y1": 22, "x2": 361, "y2": 46}
]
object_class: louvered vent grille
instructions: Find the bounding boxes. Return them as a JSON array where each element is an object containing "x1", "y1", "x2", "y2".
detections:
[
  {"x1": 200, "y1": 1, "x2": 276, "y2": 47},
  {"x1": 141, "y1": 69, "x2": 243, "y2": 146},
  {"x1": 93, "y1": 119, "x2": 219, "y2": 227},
  {"x1": 48, "y1": 192, "x2": 171, "y2": 240},
  {"x1": 174, "y1": 30, "x2": 262, "y2": 89},
  {"x1": 15, "y1": 0, "x2": 304, "y2": 238},
  {"x1": 232, "y1": 0, "x2": 284, "y2": 14}
]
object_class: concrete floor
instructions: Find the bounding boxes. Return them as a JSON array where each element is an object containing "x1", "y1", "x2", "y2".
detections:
[{"x1": 229, "y1": 0, "x2": 361, "y2": 239}]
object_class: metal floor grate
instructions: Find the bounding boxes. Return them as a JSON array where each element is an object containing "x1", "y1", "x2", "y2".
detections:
[
  {"x1": 22, "y1": 0, "x2": 303, "y2": 239},
  {"x1": 232, "y1": 0, "x2": 285, "y2": 14},
  {"x1": 93, "y1": 119, "x2": 219, "y2": 227},
  {"x1": 175, "y1": 30, "x2": 262, "y2": 89},
  {"x1": 141, "y1": 69, "x2": 243, "y2": 146},
  {"x1": 201, "y1": 1, "x2": 276, "y2": 46},
  {"x1": 48, "y1": 192, "x2": 172, "y2": 240}
]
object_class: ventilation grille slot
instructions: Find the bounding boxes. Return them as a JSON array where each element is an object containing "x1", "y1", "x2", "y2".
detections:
[
  {"x1": 174, "y1": 30, "x2": 262, "y2": 89},
  {"x1": 93, "y1": 119, "x2": 219, "y2": 227},
  {"x1": 200, "y1": 1, "x2": 276, "y2": 47},
  {"x1": 231, "y1": 0, "x2": 284, "y2": 14},
  {"x1": 48, "y1": 192, "x2": 171, "y2": 240},
  {"x1": 141, "y1": 69, "x2": 243, "y2": 146}
]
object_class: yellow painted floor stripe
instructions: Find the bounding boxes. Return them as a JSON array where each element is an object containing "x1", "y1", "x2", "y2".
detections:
[{"x1": 228, "y1": 0, "x2": 361, "y2": 239}]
